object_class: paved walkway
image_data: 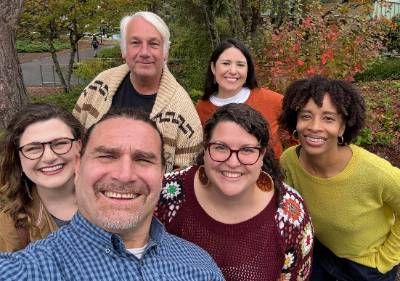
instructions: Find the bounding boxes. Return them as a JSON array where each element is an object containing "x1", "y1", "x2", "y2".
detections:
[{"x1": 20, "y1": 41, "x2": 115, "y2": 86}]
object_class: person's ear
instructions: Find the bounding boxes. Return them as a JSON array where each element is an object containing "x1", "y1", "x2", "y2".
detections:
[{"x1": 211, "y1": 62, "x2": 216, "y2": 76}]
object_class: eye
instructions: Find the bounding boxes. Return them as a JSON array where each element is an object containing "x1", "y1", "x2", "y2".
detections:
[
  {"x1": 23, "y1": 145, "x2": 42, "y2": 153},
  {"x1": 221, "y1": 61, "x2": 230, "y2": 66},
  {"x1": 240, "y1": 147, "x2": 259, "y2": 155},
  {"x1": 323, "y1": 115, "x2": 336, "y2": 122},
  {"x1": 149, "y1": 41, "x2": 161, "y2": 48},
  {"x1": 237, "y1": 62, "x2": 247, "y2": 68},
  {"x1": 299, "y1": 113, "x2": 312, "y2": 120},
  {"x1": 97, "y1": 154, "x2": 116, "y2": 159},
  {"x1": 130, "y1": 40, "x2": 140, "y2": 46},
  {"x1": 211, "y1": 143, "x2": 228, "y2": 151}
]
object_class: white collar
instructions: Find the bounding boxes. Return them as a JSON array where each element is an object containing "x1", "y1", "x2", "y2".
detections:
[{"x1": 209, "y1": 87, "x2": 251, "y2": 106}]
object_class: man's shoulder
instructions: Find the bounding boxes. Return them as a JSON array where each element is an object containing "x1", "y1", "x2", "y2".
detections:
[{"x1": 160, "y1": 231, "x2": 217, "y2": 265}]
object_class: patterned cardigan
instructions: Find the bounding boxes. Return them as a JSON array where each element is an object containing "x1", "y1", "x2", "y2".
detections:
[
  {"x1": 73, "y1": 64, "x2": 203, "y2": 172},
  {"x1": 156, "y1": 166, "x2": 314, "y2": 281}
]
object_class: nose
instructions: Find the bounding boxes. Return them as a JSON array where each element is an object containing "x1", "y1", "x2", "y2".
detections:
[
  {"x1": 228, "y1": 64, "x2": 238, "y2": 74},
  {"x1": 308, "y1": 117, "x2": 322, "y2": 131},
  {"x1": 41, "y1": 144, "x2": 58, "y2": 162},
  {"x1": 225, "y1": 151, "x2": 241, "y2": 167},
  {"x1": 138, "y1": 42, "x2": 150, "y2": 57},
  {"x1": 112, "y1": 156, "x2": 136, "y2": 183}
]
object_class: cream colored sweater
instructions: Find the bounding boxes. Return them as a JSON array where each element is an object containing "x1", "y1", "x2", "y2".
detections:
[{"x1": 73, "y1": 64, "x2": 203, "y2": 172}]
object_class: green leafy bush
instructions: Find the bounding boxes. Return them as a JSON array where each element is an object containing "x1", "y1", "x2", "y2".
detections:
[
  {"x1": 98, "y1": 46, "x2": 122, "y2": 58},
  {"x1": 74, "y1": 59, "x2": 122, "y2": 83},
  {"x1": 29, "y1": 86, "x2": 83, "y2": 112},
  {"x1": 17, "y1": 39, "x2": 70, "y2": 53},
  {"x1": 354, "y1": 58, "x2": 400, "y2": 81}
]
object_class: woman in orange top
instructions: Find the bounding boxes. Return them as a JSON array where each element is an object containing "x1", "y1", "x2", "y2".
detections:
[{"x1": 196, "y1": 38, "x2": 290, "y2": 158}]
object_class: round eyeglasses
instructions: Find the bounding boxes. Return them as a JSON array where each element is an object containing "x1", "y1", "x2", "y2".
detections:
[
  {"x1": 19, "y1": 138, "x2": 76, "y2": 160},
  {"x1": 207, "y1": 142, "x2": 262, "y2": 165}
]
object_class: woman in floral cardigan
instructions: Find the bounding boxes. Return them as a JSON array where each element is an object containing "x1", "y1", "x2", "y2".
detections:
[{"x1": 156, "y1": 103, "x2": 314, "y2": 281}]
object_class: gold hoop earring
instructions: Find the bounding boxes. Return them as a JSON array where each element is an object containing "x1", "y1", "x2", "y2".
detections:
[
  {"x1": 293, "y1": 130, "x2": 299, "y2": 139},
  {"x1": 256, "y1": 171, "x2": 274, "y2": 192},
  {"x1": 338, "y1": 135, "x2": 344, "y2": 145},
  {"x1": 198, "y1": 165, "x2": 209, "y2": 186}
]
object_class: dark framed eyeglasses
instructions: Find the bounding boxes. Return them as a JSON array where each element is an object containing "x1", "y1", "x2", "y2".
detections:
[
  {"x1": 207, "y1": 142, "x2": 262, "y2": 165},
  {"x1": 19, "y1": 138, "x2": 76, "y2": 160}
]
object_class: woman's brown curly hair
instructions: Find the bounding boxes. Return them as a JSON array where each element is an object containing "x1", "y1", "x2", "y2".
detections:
[
  {"x1": 279, "y1": 75, "x2": 366, "y2": 145},
  {"x1": 0, "y1": 103, "x2": 84, "y2": 229},
  {"x1": 196, "y1": 103, "x2": 284, "y2": 191}
]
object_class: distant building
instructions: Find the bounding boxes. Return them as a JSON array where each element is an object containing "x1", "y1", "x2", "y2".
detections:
[{"x1": 373, "y1": 0, "x2": 400, "y2": 19}]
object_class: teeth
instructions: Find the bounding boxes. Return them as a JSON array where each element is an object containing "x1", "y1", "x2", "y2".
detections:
[
  {"x1": 40, "y1": 164, "x2": 63, "y2": 172},
  {"x1": 305, "y1": 136, "x2": 325, "y2": 144},
  {"x1": 222, "y1": 171, "x2": 242, "y2": 178},
  {"x1": 103, "y1": 191, "x2": 138, "y2": 199},
  {"x1": 225, "y1": 77, "x2": 238, "y2": 82}
]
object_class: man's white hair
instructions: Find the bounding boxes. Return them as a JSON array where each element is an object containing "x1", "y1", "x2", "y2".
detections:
[{"x1": 120, "y1": 11, "x2": 170, "y2": 60}]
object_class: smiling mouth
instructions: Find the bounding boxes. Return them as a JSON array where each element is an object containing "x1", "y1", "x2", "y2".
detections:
[
  {"x1": 39, "y1": 164, "x2": 64, "y2": 174},
  {"x1": 221, "y1": 171, "x2": 242, "y2": 178},
  {"x1": 304, "y1": 136, "x2": 326, "y2": 145},
  {"x1": 102, "y1": 191, "x2": 140, "y2": 200},
  {"x1": 224, "y1": 77, "x2": 238, "y2": 82}
]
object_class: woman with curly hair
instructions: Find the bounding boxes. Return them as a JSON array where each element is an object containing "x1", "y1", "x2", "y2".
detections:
[
  {"x1": 279, "y1": 75, "x2": 400, "y2": 280},
  {"x1": 157, "y1": 103, "x2": 314, "y2": 281},
  {"x1": 0, "y1": 103, "x2": 84, "y2": 252}
]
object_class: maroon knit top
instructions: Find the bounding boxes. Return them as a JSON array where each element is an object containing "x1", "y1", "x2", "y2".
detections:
[{"x1": 156, "y1": 166, "x2": 314, "y2": 281}]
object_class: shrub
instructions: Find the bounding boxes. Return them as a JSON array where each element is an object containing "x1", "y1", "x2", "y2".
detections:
[
  {"x1": 385, "y1": 15, "x2": 400, "y2": 54},
  {"x1": 29, "y1": 86, "x2": 83, "y2": 112},
  {"x1": 255, "y1": 3, "x2": 387, "y2": 92},
  {"x1": 97, "y1": 46, "x2": 122, "y2": 58},
  {"x1": 355, "y1": 57, "x2": 400, "y2": 81},
  {"x1": 74, "y1": 59, "x2": 122, "y2": 83},
  {"x1": 16, "y1": 39, "x2": 70, "y2": 53}
]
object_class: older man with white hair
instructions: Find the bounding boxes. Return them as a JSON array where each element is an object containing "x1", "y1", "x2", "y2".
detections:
[{"x1": 73, "y1": 12, "x2": 202, "y2": 172}]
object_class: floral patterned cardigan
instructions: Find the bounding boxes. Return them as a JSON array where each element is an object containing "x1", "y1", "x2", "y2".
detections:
[{"x1": 156, "y1": 166, "x2": 314, "y2": 281}]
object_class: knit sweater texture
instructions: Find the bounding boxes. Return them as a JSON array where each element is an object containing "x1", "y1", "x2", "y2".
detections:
[
  {"x1": 0, "y1": 188, "x2": 58, "y2": 252},
  {"x1": 195, "y1": 88, "x2": 285, "y2": 158},
  {"x1": 156, "y1": 166, "x2": 314, "y2": 281},
  {"x1": 280, "y1": 144, "x2": 400, "y2": 273},
  {"x1": 73, "y1": 64, "x2": 203, "y2": 172}
]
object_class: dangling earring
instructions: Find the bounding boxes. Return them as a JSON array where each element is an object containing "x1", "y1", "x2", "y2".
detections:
[
  {"x1": 198, "y1": 165, "x2": 209, "y2": 186},
  {"x1": 338, "y1": 135, "x2": 344, "y2": 145},
  {"x1": 292, "y1": 130, "x2": 299, "y2": 139},
  {"x1": 22, "y1": 173, "x2": 33, "y2": 200},
  {"x1": 256, "y1": 171, "x2": 274, "y2": 192}
]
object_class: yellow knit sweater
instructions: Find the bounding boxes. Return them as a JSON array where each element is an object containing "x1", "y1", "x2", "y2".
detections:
[
  {"x1": 280, "y1": 144, "x2": 400, "y2": 273},
  {"x1": 73, "y1": 64, "x2": 203, "y2": 172}
]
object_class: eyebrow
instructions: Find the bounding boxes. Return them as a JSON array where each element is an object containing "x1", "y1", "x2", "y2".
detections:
[
  {"x1": 299, "y1": 109, "x2": 338, "y2": 115},
  {"x1": 93, "y1": 146, "x2": 159, "y2": 160},
  {"x1": 132, "y1": 150, "x2": 158, "y2": 161},
  {"x1": 93, "y1": 146, "x2": 120, "y2": 155}
]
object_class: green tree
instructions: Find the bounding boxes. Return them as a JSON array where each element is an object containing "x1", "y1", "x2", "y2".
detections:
[{"x1": 19, "y1": 0, "x2": 136, "y2": 92}]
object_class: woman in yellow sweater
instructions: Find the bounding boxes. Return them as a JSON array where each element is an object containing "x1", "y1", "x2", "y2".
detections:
[{"x1": 279, "y1": 75, "x2": 400, "y2": 280}]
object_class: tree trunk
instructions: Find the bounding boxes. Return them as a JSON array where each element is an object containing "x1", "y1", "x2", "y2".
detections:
[
  {"x1": 0, "y1": 0, "x2": 28, "y2": 129},
  {"x1": 48, "y1": 19, "x2": 69, "y2": 93},
  {"x1": 202, "y1": 1, "x2": 220, "y2": 49}
]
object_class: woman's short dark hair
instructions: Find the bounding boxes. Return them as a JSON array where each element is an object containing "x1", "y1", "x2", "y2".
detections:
[
  {"x1": 0, "y1": 103, "x2": 84, "y2": 228},
  {"x1": 279, "y1": 75, "x2": 366, "y2": 145},
  {"x1": 202, "y1": 38, "x2": 258, "y2": 101},
  {"x1": 196, "y1": 103, "x2": 283, "y2": 190}
]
